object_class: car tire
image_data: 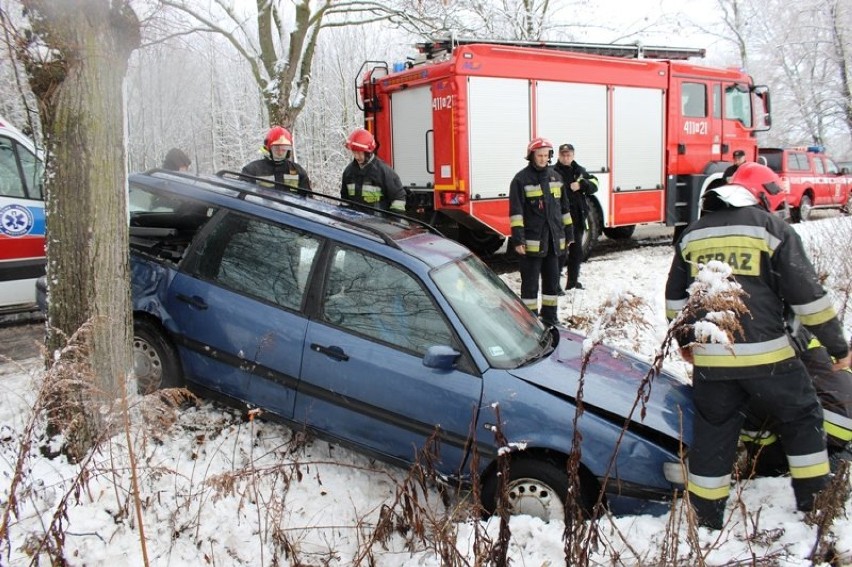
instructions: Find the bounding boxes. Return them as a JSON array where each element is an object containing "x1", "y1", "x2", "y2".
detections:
[
  {"x1": 481, "y1": 456, "x2": 595, "y2": 522},
  {"x1": 133, "y1": 318, "x2": 182, "y2": 395},
  {"x1": 794, "y1": 194, "x2": 813, "y2": 223}
]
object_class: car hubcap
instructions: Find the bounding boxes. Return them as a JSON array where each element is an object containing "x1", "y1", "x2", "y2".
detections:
[
  {"x1": 133, "y1": 337, "x2": 162, "y2": 394},
  {"x1": 506, "y1": 477, "x2": 565, "y2": 521}
]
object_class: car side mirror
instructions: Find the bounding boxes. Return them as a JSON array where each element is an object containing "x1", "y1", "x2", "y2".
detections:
[{"x1": 423, "y1": 345, "x2": 461, "y2": 370}]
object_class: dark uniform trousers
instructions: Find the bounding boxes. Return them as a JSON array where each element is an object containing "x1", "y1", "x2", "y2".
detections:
[
  {"x1": 519, "y1": 234, "x2": 560, "y2": 324},
  {"x1": 690, "y1": 360, "x2": 827, "y2": 528}
]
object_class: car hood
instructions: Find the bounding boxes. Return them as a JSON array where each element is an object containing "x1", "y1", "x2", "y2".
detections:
[{"x1": 507, "y1": 329, "x2": 693, "y2": 443}]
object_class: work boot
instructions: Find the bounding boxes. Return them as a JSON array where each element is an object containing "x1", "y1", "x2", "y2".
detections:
[
  {"x1": 792, "y1": 475, "x2": 830, "y2": 512},
  {"x1": 690, "y1": 496, "x2": 726, "y2": 530},
  {"x1": 829, "y1": 443, "x2": 852, "y2": 472}
]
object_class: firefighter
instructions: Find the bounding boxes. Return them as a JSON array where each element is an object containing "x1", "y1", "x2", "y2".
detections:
[
  {"x1": 553, "y1": 143, "x2": 598, "y2": 291},
  {"x1": 341, "y1": 128, "x2": 407, "y2": 213},
  {"x1": 665, "y1": 162, "x2": 850, "y2": 530},
  {"x1": 242, "y1": 126, "x2": 312, "y2": 195},
  {"x1": 509, "y1": 137, "x2": 572, "y2": 327},
  {"x1": 741, "y1": 326, "x2": 852, "y2": 475},
  {"x1": 723, "y1": 149, "x2": 747, "y2": 182}
]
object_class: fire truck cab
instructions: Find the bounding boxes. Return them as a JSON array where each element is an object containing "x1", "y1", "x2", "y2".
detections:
[
  {"x1": 0, "y1": 116, "x2": 45, "y2": 311},
  {"x1": 358, "y1": 38, "x2": 771, "y2": 256}
]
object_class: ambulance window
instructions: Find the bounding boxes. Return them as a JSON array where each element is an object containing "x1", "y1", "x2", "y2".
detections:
[
  {"x1": 0, "y1": 136, "x2": 26, "y2": 198},
  {"x1": 682, "y1": 83, "x2": 706, "y2": 117},
  {"x1": 18, "y1": 144, "x2": 44, "y2": 200}
]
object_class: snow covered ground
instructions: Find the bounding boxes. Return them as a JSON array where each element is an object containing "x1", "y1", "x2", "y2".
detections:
[{"x1": 1, "y1": 215, "x2": 850, "y2": 566}]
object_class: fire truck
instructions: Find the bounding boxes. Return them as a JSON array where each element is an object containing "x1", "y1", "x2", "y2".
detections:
[{"x1": 357, "y1": 38, "x2": 772, "y2": 256}]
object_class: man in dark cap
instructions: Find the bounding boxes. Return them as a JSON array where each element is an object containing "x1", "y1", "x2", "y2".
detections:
[
  {"x1": 553, "y1": 143, "x2": 598, "y2": 291},
  {"x1": 723, "y1": 149, "x2": 747, "y2": 182}
]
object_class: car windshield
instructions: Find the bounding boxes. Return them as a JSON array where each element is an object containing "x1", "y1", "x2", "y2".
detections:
[{"x1": 432, "y1": 255, "x2": 547, "y2": 369}]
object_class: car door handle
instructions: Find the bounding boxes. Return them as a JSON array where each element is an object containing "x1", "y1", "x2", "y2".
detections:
[
  {"x1": 176, "y1": 293, "x2": 209, "y2": 310},
  {"x1": 310, "y1": 343, "x2": 349, "y2": 361}
]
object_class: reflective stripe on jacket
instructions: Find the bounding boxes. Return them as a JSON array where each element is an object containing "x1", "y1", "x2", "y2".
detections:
[
  {"x1": 664, "y1": 204, "x2": 848, "y2": 379},
  {"x1": 340, "y1": 156, "x2": 407, "y2": 212},
  {"x1": 508, "y1": 164, "x2": 572, "y2": 257}
]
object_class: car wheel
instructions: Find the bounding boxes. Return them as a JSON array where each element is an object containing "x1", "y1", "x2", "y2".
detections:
[
  {"x1": 797, "y1": 194, "x2": 813, "y2": 222},
  {"x1": 481, "y1": 456, "x2": 594, "y2": 522},
  {"x1": 133, "y1": 318, "x2": 182, "y2": 395}
]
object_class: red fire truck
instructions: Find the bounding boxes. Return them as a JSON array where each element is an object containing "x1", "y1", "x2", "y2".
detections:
[{"x1": 357, "y1": 38, "x2": 772, "y2": 256}]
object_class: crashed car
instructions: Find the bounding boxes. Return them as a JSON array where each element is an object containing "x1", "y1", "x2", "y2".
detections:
[{"x1": 39, "y1": 169, "x2": 694, "y2": 520}]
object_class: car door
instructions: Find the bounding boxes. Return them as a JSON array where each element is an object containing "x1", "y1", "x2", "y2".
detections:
[
  {"x1": 296, "y1": 245, "x2": 483, "y2": 476},
  {"x1": 167, "y1": 211, "x2": 321, "y2": 418}
]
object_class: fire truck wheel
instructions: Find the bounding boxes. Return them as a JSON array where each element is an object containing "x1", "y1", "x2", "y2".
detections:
[
  {"x1": 582, "y1": 200, "x2": 602, "y2": 260},
  {"x1": 458, "y1": 226, "x2": 504, "y2": 257},
  {"x1": 603, "y1": 225, "x2": 636, "y2": 240}
]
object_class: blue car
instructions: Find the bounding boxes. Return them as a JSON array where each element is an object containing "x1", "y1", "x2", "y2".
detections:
[{"x1": 96, "y1": 170, "x2": 694, "y2": 519}]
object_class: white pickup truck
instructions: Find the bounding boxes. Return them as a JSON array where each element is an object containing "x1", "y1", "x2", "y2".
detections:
[{"x1": 0, "y1": 116, "x2": 45, "y2": 311}]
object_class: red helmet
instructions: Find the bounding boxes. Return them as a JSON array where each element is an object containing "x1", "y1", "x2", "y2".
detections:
[
  {"x1": 264, "y1": 126, "x2": 293, "y2": 151},
  {"x1": 729, "y1": 162, "x2": 787, "y2": 212},
  {"x1": 345, "y1": 128, "x2": 376, "y2": 152},
  {"x1": 526, "y1": 137, "x2": 553, "y2": 160}
]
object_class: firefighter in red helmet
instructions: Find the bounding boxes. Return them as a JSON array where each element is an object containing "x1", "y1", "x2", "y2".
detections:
[
  {"x1": 242, "y1": 126, "x2": 312, "y2": 195},
  {"x1": 665, "y1": 161, "x2": 850, "y2": 529},
  {"x1": 341, "y1": 128, "x2": 407, "y2": 212},
  {"x1": 509, "y1": 137, "x2": 572, "y2": 327}
]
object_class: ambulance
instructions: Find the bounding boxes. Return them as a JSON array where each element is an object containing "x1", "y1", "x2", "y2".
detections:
[{"x1": 0, "y1": 116, "x2": 45, "y2": 310}]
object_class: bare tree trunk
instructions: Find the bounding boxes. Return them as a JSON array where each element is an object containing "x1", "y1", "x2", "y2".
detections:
[{"x1": 21, "y1": 0, "x2": 139, "y2": 459}]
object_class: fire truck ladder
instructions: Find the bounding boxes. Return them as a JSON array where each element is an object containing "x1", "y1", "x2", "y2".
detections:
[{"x1": 416, "y1": 36, "x2": 706, "y2": 61}]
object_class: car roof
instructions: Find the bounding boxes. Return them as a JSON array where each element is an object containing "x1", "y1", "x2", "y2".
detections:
[{"x1": 128, "y1": 169, "x2": 472, "y2": 268}]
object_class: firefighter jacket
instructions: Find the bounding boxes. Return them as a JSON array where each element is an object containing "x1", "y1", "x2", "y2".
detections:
[
  {"x1": 341, "y1": 155, "x2": 407, "y2": 212},
  {"x1": 509, "y1": 163, "x2": 572, "y2": 257},
  {"x1": 242, "y1": 158, "x2": 312, "y2": 196},
  {"x1": 665, "y1": 204, "x2": 849, "y2": 380},
  {"x1": 553, "y1": 161, "x2": 598, "y2": 222}
]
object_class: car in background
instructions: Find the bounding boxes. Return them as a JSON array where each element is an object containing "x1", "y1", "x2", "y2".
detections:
[
  {"x1": 39, "y1": 169, "x2": 694, "y2": 521},
  {"x1": 0, "y1": 116, "x2": 45, "y2": 312},
  {"x1": 759, "y1": 146, "x2": 852, "y2": 222}
]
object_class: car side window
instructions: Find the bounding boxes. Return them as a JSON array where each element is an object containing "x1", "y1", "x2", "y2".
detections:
[
  {"x1": 195, "y1": 213, "x2": 320, "y2": 311},
  {"x1": 824, "y1": 158, "x2": 838, "y2": 175},
  {"x1": 322, "y1": 246, "x2": 454, "y2": 355},
  {"x1": 814, "y1": 158, "x2": 825, "y2": 174},
  {"x1": 789, "y1": 153, "x2": 809, "y2": 171}
]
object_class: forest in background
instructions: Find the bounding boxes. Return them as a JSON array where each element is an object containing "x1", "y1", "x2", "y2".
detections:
[{"x1": 1, "y1": 0, "x2": 850, "y2": 196}]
